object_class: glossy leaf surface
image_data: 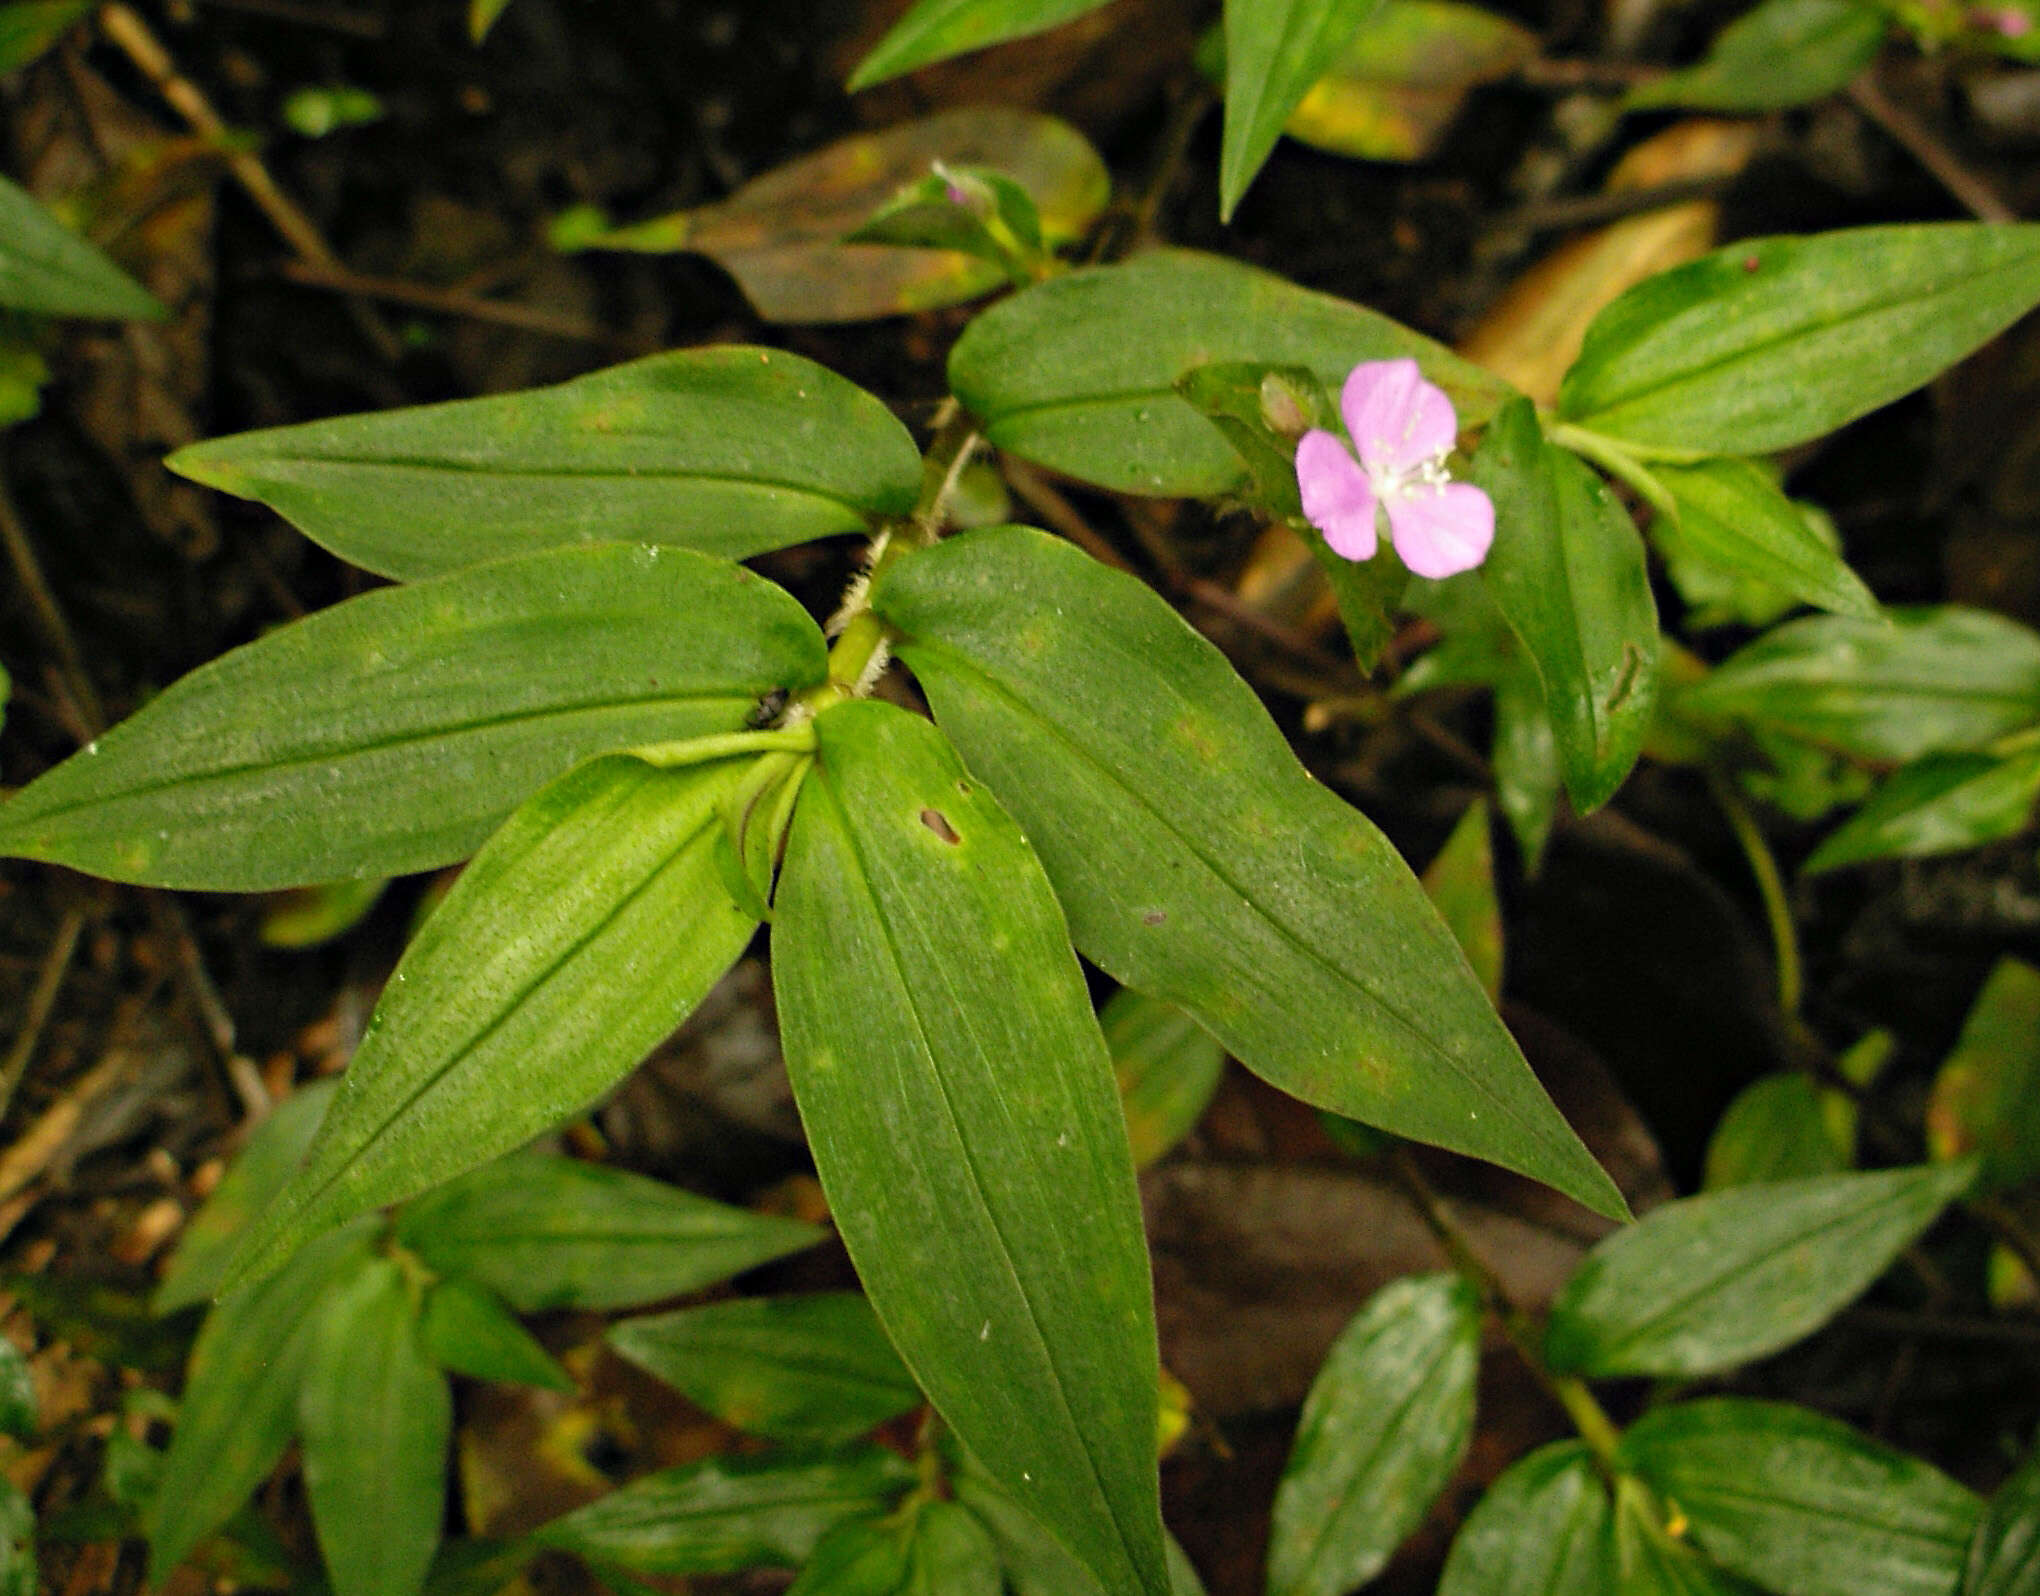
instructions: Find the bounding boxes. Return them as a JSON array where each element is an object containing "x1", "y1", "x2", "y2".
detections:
[
  {"x1": 419, "y1": 1277, "x2": 574, "y2": 1392},
  {"x1": 1558, "y1": 224, "x2": 2040, "y2": 455},
  {"x1": 1476, "y1": 400, "x2": 1660, "y2": 811},
  {"x1": 1626, "y1": 0, "x2": 1885, "y2": 111},
  {"x1": 167, "y1": 347, "x2": 919, "y2": 578},
  {"x1": 876, "y1": 528, "x2": 1620, "y2": 1218},
  {"x1": 775, "y1": 700, "x2": 1170, "y2": 1596},
  {"x1": 1268, "y1": 1275, "x2": 1480, "y2": 1596},
  {"x1": 1546, "y1": 1162, "x2": 1974, "y2": 1377},
  {"x1": 1678, "y1": 608, "x2": 2040, "y2": 763},
  {"x1": 1927, "y1": 960, "x2": 2040, "y2": 1194},
  {"x1": 1652, "y1": 458, "x2": 1877, "y2": 621},
  {"x1": 225, "y1": 756, "x2": 760, "y2": 1292},
  {"x1": 949, "y1": 250, "x2": 1511, "y2": 498},
  {"x1": 608, "y1": 1293, "x2": 920, "y2": 1445},
  {"x1": 298, "y1": 1258, "x2": 450, "y2": 1596},
  {"x1": 1103, "y1": 989, "x2": 1228, "y2": 1169},
  {"x1": 533, "y1": 1447, "x2": 916, "y2": 1574},
  {"x1": 0, "y1": 546, "x2": 823, "y2": 891},
  {"x1": 849, "y1": 0, "x2": 1120, "y2": 86},
  {"x1": 400, "y1": 1153, "x2": 821, "y2": 1313},
  {"x1": 1807, "y1": 747, "x2": 2040, "y2": 873},
  {"x1": 1220, "y1": 0, "x2": 1382, "y2": 218},
  {"x1": 0, "y1": 173, "x2": 164, "y2": 320},
  {"x1": 1623, "y1": 1399, "x2": 1981, "y2": 1596},
  {"x1": 1437, "y1": 1441, "x2": 1610, "y2": 1596}
]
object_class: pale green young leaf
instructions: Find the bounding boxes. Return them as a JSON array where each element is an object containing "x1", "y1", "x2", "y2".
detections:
[
  {"x1": 949, "y1": 250, "x2": 1512, "y2": 498},
  {"x1": 1625, "y1": 0, "x2": 1885, "y2": 112},
  {"x1": 873, "y1": 527, "x2": 1622, "y2": 1218},
  {"x1": 1268, "y1": 1275, "x2": 1480, "y2": 1596},
  {"x1": 167, "y1": 347, "x2": 919, "y2": 579},
  {"x1": 1422, "y1": 799, "x2": 1502, "y2": 1001},
  {"x1": 299, "y1": 1258, "x2": 450, "y2": 1596},
  {"x1": 1622, "y1": 1399, "x2": 1981, "y2": 1596},
  {"x1": 223, "y1": 756, "x2": 760, "y2": 1294},
  {"x1": 532, "y1": 1447, "x2": 916, "y2": 1574},
  {"x1": 608, "y1": 1293, "x2": 918, "y2": 1446},
  {"x1": 1545, "y1": 1162, "x2": 1976, "y2": 1377},
  {"x1": 1103, "y1": 990, "x2": 1228, "y2": 1170},
  {"x1": 1702, "y1": 1073, "x2": 1852, "y2": 1189},
  {"x1": 419, "y1": 1277, "x2": 574, "y2": 1392},
  {"x1": 468, "y1": 0, "x2": 511, "y2": 41},
  {"x1": 1437, "y1": 1441, "x2": 1610, "y2": 1596},
  {"x1": 1961, "y1": 1443, "x2": 2040, "y2": 1596},
  {"x1": 1807, "y1": 747, "x2": 2040, "y2": 873},
  {"x1": 398, "y1": 1153, "x2": 821, "y2": 1313},
  {"x1": 849, "y1": 0, "x2": 1120, "y2": 87},
  {"x1": 1558, "y1": 224, "x2": 2040, "y2": 455},
  {"x1": 0, "y1": 545, "x2": 825, "y2": 890},
  {"x1": 775, "y1": 700, "x2": 1171, "y2": 1596},
  {"x1": 0, "y1": 174, "x2": 164, "y2": 320},
  {"x1": 1927, "y1": 960, "x2": 2040, "y2": 1194},
  {"x1": 1220, "y1": 0, "x2": 1382, "y2": 219},
  {"x1": 1652, "y1": 458, "x2": 1878, "y2": 621}
]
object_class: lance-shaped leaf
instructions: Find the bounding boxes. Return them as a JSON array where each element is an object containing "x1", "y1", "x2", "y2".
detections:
[
  {"x1": 1807, "y1": 745, "x2": 2040, "y2": 873},
  {"x1": 1268, "y1": 1275, "x2": 1480, "y2": 1596},
  {"x1": 223, "y1": 755, "x2": 760, "y2": 1293},
  {"x1": 1961, "y1": 1444, "x2": 2040, "y2": 1596},
  {"x1": 1677, "y1": 608, "x2": 2040, "y2": 764},
  {"x1": 949, "y1": 250, "x2": 1511, "y2": 499},
  {"x1": 1651, "y1": 458, "x2": 1877, "y2": 621},
  {"x1": 1545, "y1": 1162, "x2": 1976, "y2": 1377},
  {"x1": 774, "y1": 700, "x2": 1171, "y2": 1596},
  {"x1": 1625, "y1": 0, "x2": 1885, "y2": 112},
  {"x1": 146, "y1": 1221, "x2": 378, "y2": 1581},
  {"x1": 1928, "y1": 960, "x2": 2040, "y2": 1195},
  {"x1": 167, "y1": 347, "x2": 920, "y2": 579},
  {"x1": 1475, "y1": 401, "x2": 1659, "y2": 811},
  {"x1": 1622, "y1": 1400, "x2": 1981, "y2": 1596},
  {"x1": 0, "y1": 545, "x2": 825, "y2": 891},
  {"x1": 398, "y1": 1153, "x2": 821, "y2": 1313},
  {"x1": 849, "y1": 0, "x2": 1121, "y2": 87},
  {"x1": 0, "y1": 173, "x2": 164, "y2": 320},
  {"x1": 1220, "y1": 0, "x2": 1382, "y2": 218},
  {"x1": 609, "y1": 1293, "x2": 920, "y2": 1446},
  {"x1": 533, "y1": 1447, "x2": 917, "y2": 1575},
  {"x1": 1437, "y1": 1441, "x2": 1611, "y2": 1596},
  {"x1": 298, "y1": 1258, "x2": 450, "y2": 1596},
  {"x1": 874, "y1": 526, "x2": 1623, "y2": 1218},
  {"x1": 1557, "y1": 224, "x2": 2040, "y2": 456},
  {"x1": 419, "y1": 1277, "x2": 573, "y2": 1392}
]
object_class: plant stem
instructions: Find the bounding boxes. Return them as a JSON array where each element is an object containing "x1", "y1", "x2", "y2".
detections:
[
  {"x1": 1707, "y1": 770, "x2": 1803, "y2": 1017},
  {"x1": 1386, "y1": 1149, "x2": 1626, "y2": 1471}
]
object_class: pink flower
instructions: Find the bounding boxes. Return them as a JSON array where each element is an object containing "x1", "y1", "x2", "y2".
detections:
[{"x1": 1296, "y1": 359, "x2": 1495, "y2": 579}]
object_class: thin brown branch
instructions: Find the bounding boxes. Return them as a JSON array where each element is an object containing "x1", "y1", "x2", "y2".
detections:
[
  {"x1": 278, "y1": 259, "x2": 620, "y2": 345},
  {"x1": 193, "y1": 0, "x2": 386, "y2": 37},
  {"x1": 0, "y1": 907, "x2": 89, "y2": 1127},
  {"x1": 1848, "y1": 72, "x2": 2017, "y2": 225},
  {"x1": 0, "y1": 469, "x2": 104, "y2": 734}
]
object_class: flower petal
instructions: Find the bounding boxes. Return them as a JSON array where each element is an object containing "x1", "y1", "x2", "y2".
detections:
[
  {"x1": 1297, "y1": 429, "x2": 1379, "y2": 561},
  {"x1": 1385, "y1": 481, "x2": 1495, "y2": 579},
  {"x1": 1341, "y1": 358, "x2": 1458, "y2": 476}
]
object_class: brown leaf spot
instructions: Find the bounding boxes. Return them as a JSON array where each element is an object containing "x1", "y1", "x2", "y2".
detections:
[
  {"x1": 919, "y1": 808, "x2": 961, "y2": 844},
  {"x1": 1143, "y1": 910, "x2": 1167, "y2": 926}
]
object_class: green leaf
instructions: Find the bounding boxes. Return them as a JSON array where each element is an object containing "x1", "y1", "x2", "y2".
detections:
[
  {"x1": 848, "y1": 0, "x2": 1120, "y2": 87},
  {"x1": 223, "y1": 755, "x2": 762, "y2": 1294},
  {"x1": 1221, "y1": 0, "x2": 1382, "y2": 219},
  {"x1": 1545, "y1": 1162, "x2": 1976, "y2": 1377},
  {"x1": 533, "y1": 1447, "x2": 917, "y2": 1575},
  {"x1": 166, "y1": 347, "x2": 920, "y2": 579},
  {"x1": 0, "y1": 1339, "x2": 32, "y2": 1442},
  {"x1": 468, "y1": 0, "x2": 512, "y2": 41},
  {"x1": 873, "y1": 527, "x2": 1622, "y2": 1218},
  {"x1": 905, "y1": 1502, "x2": 1004, "y2": 1596},
  {"x1": 155, "y1": 1081, "x2": 336, "y2": 1313},
  {"x1": 1652, "y1": 459, "x2": 1878, "y2": 622},
  {"x1": 1438, "y1": 1441, "x2": 1610, "y2": 1596},
  {"x1": 1613, "y1": 1478, "x2": 1764, "y2": 1595},
  {"x1": 1267, "y1": 1274, "x2": 1480, "y2": 1596},
  {"x1": 1927, "y1": 959, "x2": 2040, "y2": 1194},
  {"x1": 1102, "y1": 989, "x2": 1227, "y2": 1170},
  {"x1": 0, "y1": 1479, "x2": 31, "y2": 1596},
  {"x1": 1807, "y1": 746, "x2": 2040, "y2": 873},
  {"x1": 299, "y1": 1258, "x2": 450, "y2": 1596},
  {"x1": 1557, "y1": 224, "x2": 2040, "y2": 456},
  {"x1": 949, "y1": 250, "x2": 1512, "y2": 499},
  {"x1": 1677, "y1": 608, "x2": 2040, "y2": 764},
  {"x1": 260, "y1": 876, "x2": 391, "y2": 949},
  {"x1": 0, "y1": 174, "x2": 164, "y2": 321},
  {"x1": 0, "y1": 334, "x2": 47, "y2": 428},
  {"x1": 787, "y1": 1516, "x2": 914, "y2": 1596},
  {"x1": 609, "y1": 1293, "x2": 918, "y2": 1446},
  {"x1": 774, "y1": 700, "x2": 1171, "y2": 1596},
  {"x1": 1495, "y1": 658, "x2": 1562, "y2": 869},
  {"x1": 1475, "y1": 402, "x2": 1659, "y2": 812},
  {"x1": 419, "y1": 1277, "x2": 574, "y2": 1392},
  {"x1": 1702, "y1": 1073, "x2": 1852, "y2": 1190},
  {"x1": 420, "y1": 1540, "x2": 539, "y2": 1596},
  {"x1": 0, "y1": 545, "x2": 825, "y2": 890},
  {"x1": 1626, "y1": 0, "x2": 1885, "y2": 111},
  {"x1": 950, "y1": 1461, "x2": 1209, "y2": 1596},
  {"x1": 1622, "y1": 1399, "x2": 1982, "y2": 1596},
  {"x1": 1961, "y1": 1443, "x2": 2040, "y2": 1596},
  {"x1": 0, "y1": 2, "x2": 92, "y2": 73},
  {"x1": 1422, "y1": 799, "x2": 1503, "y2": 1002},
  {"x1": 398, "y1": 1153, "x2": 821, "y2": 1313},
  {"x1": 146, "y1": 1221, "x2": 378, "y2": 1581}
]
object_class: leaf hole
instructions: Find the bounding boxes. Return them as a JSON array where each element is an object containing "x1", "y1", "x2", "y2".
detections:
[
  {"x1": 1142, "y1": 910, "x2": 1167, "y2": 926},
  {"x1": 919, "y1": 808, "x2": 961, "y2": 844}
]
